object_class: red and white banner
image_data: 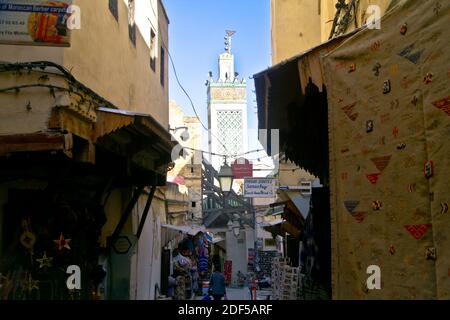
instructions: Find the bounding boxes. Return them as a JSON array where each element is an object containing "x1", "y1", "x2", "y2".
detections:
[{"x1": 231, "y1": 158, "x2": 253, "y2": 179}]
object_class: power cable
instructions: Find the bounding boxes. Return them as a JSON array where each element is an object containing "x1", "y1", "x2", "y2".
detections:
[
  {"x1": 149, "y1": 1, "x2": 231, "y2": 155},
  {"x1": 0, "y1": 61, "x2": 118, "y2": 110},
  {"x1": 181, "y1": 146, "x2": 267, "y2": 159}
]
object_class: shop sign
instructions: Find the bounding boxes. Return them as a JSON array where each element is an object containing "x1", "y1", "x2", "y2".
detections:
[
  {"x1": 231, "y1": 158, "x2": 253, "y2": 179},
  {"x1": 0, "y1": 0, "x2": 73, "y2": 47},
  {"x1": 113, "y1": 236, "x2": 133, "y2": 255},
  {"x1": 224, "y1": 260, "x2": 232, "y2": 284},
  {"x1": 243, "y1": 178, "x2": 276, "y2": 198}
]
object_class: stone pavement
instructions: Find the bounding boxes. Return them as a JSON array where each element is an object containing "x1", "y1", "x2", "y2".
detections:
[
  {"x1": 194, "y1": 287, "x2": 272, "y2": 301},
  {"x1": 226, "y1": 287, "x2": 251, "y2": 300}
]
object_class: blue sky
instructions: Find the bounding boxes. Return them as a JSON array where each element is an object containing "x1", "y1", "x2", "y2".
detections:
[{"x1": 163, "y1": 0, "x2": 271, "y2": 154}]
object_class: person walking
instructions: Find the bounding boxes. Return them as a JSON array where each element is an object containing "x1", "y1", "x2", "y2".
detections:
[
  {"x1": 237, "y1": 270, "x2": 245, "y2": 287},
  {"x1": 209, "y1": 267, "x2": 226, "y2": 301},
  {"x1": 247, "y1": 272, "x2": 257, "y2": 300}
]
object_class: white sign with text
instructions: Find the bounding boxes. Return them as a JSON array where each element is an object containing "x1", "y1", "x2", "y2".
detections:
[{"x1": 244, "y1": 178, "x2": 277, "y2": 198}]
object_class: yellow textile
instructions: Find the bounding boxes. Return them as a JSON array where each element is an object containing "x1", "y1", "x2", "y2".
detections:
[{"x1": 323, "y1": 0, "x2": 450, "y2": 299}]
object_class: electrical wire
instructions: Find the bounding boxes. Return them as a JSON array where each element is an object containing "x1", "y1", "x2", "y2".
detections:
[
  {"x1": 278, "y1": 167, "x2": 304, "y2": 172},
  {"x1": 149, "y1": 1, "x2": 235, "y2": 157},
  {"x1": 168, "y1": 38, "x2": 233, "y2": 156},
  {"x1": 181, "y1": 146, "x2": 267, "y2": 159},
  {"x1": 0, "y1": 61, "x2": 118, "y2": 110}
]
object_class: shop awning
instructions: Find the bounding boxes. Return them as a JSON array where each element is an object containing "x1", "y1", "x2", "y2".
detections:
[
  {"x1": 262, "y1": 219, "x2": 283, "y2": 237},
  {"x1": 161, "y1": 223, "x2": 207, "y2": 236},
  {"x1": 0, "y1": 60, "x2": 175, "y2": 187},
  {"x1": 94, "y1": 107, "x2": 174, "y2": 156},
  {"x1": 277, "y1": 190, "x2": 311, "y2": 219},
  {"x1": 253, "y1": 31, "x2": 358, "y2": 183},
  {"x1": 262, "y1": 218, "x2": 301, "y2": 239},
  {"x1": 48, "y1": 105, "x2": 176, "y2": 186},
  {"x1": 282, "y1": 199, "x2": 304, "y2": 239},
  {"x1": 0, "y1": 61, "x2": 175, "y2": 187},
  {"x1": 211, "y1": 235, "x2": 224, "y2": 244},
  {"x1": 260, "y1": 218, "x2": 284, "y2": 228},
  {"x1": 263, "y1": 197, "x2": 305, "y2": 239},
  {"x1": 93, "y1": 107, "x2": 175, "y2": 185}
]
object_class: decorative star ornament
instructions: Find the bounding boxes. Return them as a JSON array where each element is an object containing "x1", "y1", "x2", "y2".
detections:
[
  {"x1": 36, "y1": 251, "x2": 53, "y2": 268},
  {"x1": 23, "y1": 273, "x2": 39, "y2": 294},
  {"x1": 0, "y1": 272, "x2": 12, "y2": 287},
  {"x1": 54, "y1": 233, "x2": 71, "y2": 251}
]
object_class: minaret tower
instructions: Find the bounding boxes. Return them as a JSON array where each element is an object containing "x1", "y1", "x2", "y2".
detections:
[{"x1": 207, "y1": 31, "x2": 248, "y2": 170}]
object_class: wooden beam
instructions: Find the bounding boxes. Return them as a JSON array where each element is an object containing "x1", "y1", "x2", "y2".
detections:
[
  {"x1": 0, "y1": 132, "x2": 71, "y2": 156},
  {"x1": 136, "y1": 186, "x2": 156, "y2": 239},
  {"x1": 281, "y1": 221, "x2": 301, "y2": 239},
  {"x1": 107, "y1": 185, "x2": 144, "y2": 250}
]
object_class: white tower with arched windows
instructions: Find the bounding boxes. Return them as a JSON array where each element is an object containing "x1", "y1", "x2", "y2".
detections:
[{"x1": 207, "y1": 31, "x2": 248, "y2": 170}]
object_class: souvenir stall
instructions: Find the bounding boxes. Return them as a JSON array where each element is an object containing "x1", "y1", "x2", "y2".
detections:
[
  {"x1": 170, "y1": 230, "x2": 211, "y2": 299},
  {"x1": 172, "y1": 243, "x2": 193, "y2": 300},
  {"x1": 194, "y1": 232, "x2": 211, "y2": 295},
  {"x1": 0, "y1": 191, "x2": 106, "y2": 300}
]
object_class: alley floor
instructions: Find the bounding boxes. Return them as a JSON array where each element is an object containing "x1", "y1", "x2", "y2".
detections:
[
  {"x1": 194, "y1": 287, "x2": 272, "y2": 300},
  {"x1": 226, "y1": 287, "x2": 251, "y2": 300}
]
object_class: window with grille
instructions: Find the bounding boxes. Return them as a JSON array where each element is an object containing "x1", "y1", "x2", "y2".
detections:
[
  {"x1": 150, "y1": 28, "x2": 156, "y2": 71},
  {"x1": 217, "y1": 110, "x2": 243, "y2": 156},
  {"x1": 109, "y1": 0, "x2": 118, "y2": 21},
  {"x1": 160, "y1": 46, "x2": 165, "y2": 86},
  {"x1": 128, "y1": 0, "x2": 136, "y2": 46}
]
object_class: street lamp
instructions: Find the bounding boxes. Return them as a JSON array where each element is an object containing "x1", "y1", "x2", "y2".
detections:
[
  {"x1": 227, "y1": 219, "x2": 241, "y2": 237},
  {"x1": 218, "y1": 158, "x2": 234, "y2": 194},
  {"x1": 256, "y1": 215, "x2": 263, "y2": 224},
  {"x1": 232, "y1": 220, "x2": 241, "y2": 238},
  {"x1": 227, "y1": 219, "x2": 233, "y2": 231}
]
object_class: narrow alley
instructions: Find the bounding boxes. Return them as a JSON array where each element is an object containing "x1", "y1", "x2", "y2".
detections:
[{"x1": 0, "y1": 0, "x2": 449, "y2": 305}]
